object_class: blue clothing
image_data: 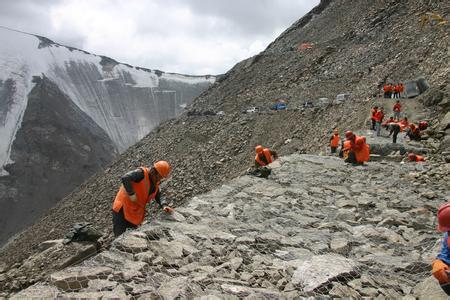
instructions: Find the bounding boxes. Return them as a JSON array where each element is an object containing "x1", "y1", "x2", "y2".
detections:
[{"x1": 437, "y1": 232, "x2": 450, "y2": 265}]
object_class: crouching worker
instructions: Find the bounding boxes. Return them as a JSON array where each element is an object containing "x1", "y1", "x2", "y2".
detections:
[
  {"x1": 112, "y1": 161, "x2": 174, "y2": 237},
  {"x1": 249, "y1": 145, "x2": 278, "y2": 178},
  {"x1": 408, "y1": 153, "x2": 425, "y2": 162},
  {"x1": 329, "y1": 129, "x2": 340, "y2": 154},
  {"x1": 344, "y1": 131, "x2": 370, "y2": 165},
  {"x1": 255, "y1": 145, "x2": 278, "y2": 167},
  {"x1": 432, "y1": 203, "x2": 450, "y2": 295}
]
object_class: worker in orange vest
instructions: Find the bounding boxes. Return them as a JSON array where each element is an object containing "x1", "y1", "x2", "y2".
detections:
[
  {"x1": 393, "y1": 84, "x2": 401, "y2": 98},
  {"x1": 329, "y1": 129, "x2": 340, "y2": 154},
  {"x1": 112, "y1": 161, "x2": 174, "y2": 237},
  {"x1": 393, "y1": 100, "x2": 401, "y2": 120},
  {"x1": 383, "y1": 85, "x2": 393, "y2": 98},
  {"x1": 399, "y1": 83, "x2": 405, "y2": 97},
  {"x1": 374, "y1": 107, "x2": 385, "y2": 136},
  {"x1": 344, "y1": 131, "x2": 370, "y2": 165},
  {"x1": 371, "y1": 106, "x2": 378, "y2": 130},
  {"x1": 398, "y1": 117, "x2": 409, "y2": 131},
  {"x1": 407, "y1": 124, "x2": 421, "y2": 141},
  {"x1": 255, "y1": 145, "x2": 278, "y2": 167},
  {"x1": 419, "y1": 121, "x2": 429, "y2": 130},
  {"x1": 408, "y1": 153, "x2": 425, "y2": 162},
  {"x1": 432, "y1": 202, "x2": 450, "y2": 295},
  {"x1": 339, "y1": 139, "x2": 352, "y2": 159}
]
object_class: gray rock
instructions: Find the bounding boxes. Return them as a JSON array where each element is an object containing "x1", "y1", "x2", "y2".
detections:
[
  {"x1": 10, "y1": 284, "x2": 60, "y2": 299},
  {"x1": 113, "y1": 234, "x2": 148, "y2": 253},
  {"x1": 291, "y1": 254, "x2": 358, "y2": 292},
  {"x1": 413, "y1": 276, "x2": 449, "y2": 300},
  {"x1": 50, "y1": 266, "x2": 113, "y2": 291}
]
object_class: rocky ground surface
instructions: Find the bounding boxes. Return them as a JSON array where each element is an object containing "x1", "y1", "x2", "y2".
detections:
[
  {"x1": 9, "y1": 154, "x2": 450, "y2": 299},
  {"x1": 0, "y1": 0, "x2": 449, "y2": 296}
]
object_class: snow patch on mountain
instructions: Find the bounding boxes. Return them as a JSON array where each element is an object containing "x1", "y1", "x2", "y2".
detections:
[{"x1": 0, "y1": 27, "x2": 215, "y2": 174}]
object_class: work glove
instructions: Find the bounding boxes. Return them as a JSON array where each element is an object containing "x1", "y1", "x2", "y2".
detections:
[
  {"x1": 432, "y1": 259, "x2": 450, "y2": 284},
  {"x1": 128, "y1": 193, "x2": 137, "y2": 202},
  {"x1": 163, "y1": 206, "x2": 174, "y2": 213}
]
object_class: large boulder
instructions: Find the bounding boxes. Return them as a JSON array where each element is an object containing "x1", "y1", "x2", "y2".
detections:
[
  {"x1": 50, "y1": 266, "x2": 113, "y2": 291},
  {"x1": 291, "y1": 254, "x2": 358, "y2": 293}
]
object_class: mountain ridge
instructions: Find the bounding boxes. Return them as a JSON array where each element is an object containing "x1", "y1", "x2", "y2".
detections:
[{"x1": 0, "y1": 0, "x2": 449, "y2": 296}]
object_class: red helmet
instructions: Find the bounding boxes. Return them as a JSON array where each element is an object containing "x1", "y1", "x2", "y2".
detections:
[
  {"x1": 408, "y1": 153, "x2": 416, "y2": 161},
  {"x1": 255, "y1": 145, "x2": 263, "y2": 154},
  {"x1": 438, "y1": 203, "x2": 450, "y2": 232},
  {"x1": 153, "y1": 160, "x2": 171, "y2": 178},
  {"x1": 345, "y1": 131, "x2": 354, "y2": 139}
]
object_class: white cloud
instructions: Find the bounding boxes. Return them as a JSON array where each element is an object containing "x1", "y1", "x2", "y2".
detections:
[{"x1": 0, "y1": 0, "x2": 320, "y2": 75}]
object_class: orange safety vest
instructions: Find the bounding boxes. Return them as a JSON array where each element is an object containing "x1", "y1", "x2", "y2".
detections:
[
  {"x1": 393, "y1": 103, "x2": 401, "y2": 112},
  {"x1": 371, "y1": 108, "x2": 377, "y2": 120},
  {"x1": 112, "y1": 167, "x2": 160, "y2": 225},
  {"x1": 330, "y1": 134, "x2": 340, "y2": 148},
  {"x1": 255, "y1": 149, "x2": 273, "y2": 167},
  {"x1": 374, "y1": 110, "x2": 384, "y2": 122},
  {"x1": 342, "y1": 140, "x2": 351, "y2": 159},
  {"x1": 352, "y1": 136, "x2": 370, "y2": 163},
  {"x1": 415, "y1": 155, "x2": 425, "y2": 162}
]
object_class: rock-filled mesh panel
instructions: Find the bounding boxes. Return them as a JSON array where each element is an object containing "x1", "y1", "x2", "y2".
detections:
[{"x1": 10, "y1": 154, "x2": 449, "y2": 299}]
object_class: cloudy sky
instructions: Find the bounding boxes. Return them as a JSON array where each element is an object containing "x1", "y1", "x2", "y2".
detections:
[{"x1": 0, "y1": 0, "x2": 319, "y2": 75}]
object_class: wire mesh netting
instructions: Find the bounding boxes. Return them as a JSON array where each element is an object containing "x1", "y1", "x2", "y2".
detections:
[{"x1": 9, "y1": 155, "x2": 449, "y2": 299}]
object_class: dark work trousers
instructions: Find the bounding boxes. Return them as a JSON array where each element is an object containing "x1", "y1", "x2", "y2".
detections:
[
  {"x1": 390, "y1": 124, "x2": 400, "y2": 143},
  {"x1": 441, "y1": 283, "x2": 450, "y2": 295},
  {"x1": 331, "y1": 147, "x2": 337, "y2": 154},
  {"x1": 345, "y1": 151, "x2": 363, "y2": 166},
  {"x1": 371, "y1": 119, "x2": 376, "y2": 130},
  {"x1": 112, "y1": 208, "x2": 137, "y2": 237}
]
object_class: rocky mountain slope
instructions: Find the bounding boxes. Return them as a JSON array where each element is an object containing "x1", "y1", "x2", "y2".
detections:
[
  {"x1": 0, "y1": 0, "x2": 449, "y2": 296},
  {"x1": 7, "y1": 154, "x2": 450, "y2": 298},
  {"x1": 0, "y1": 27, "x2": 214, "y2": 245}
]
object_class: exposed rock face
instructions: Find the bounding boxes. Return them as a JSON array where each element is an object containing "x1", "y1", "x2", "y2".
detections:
[
  {"x1": 1, "y1": 0, "x2": 449, "y2": 297},
  {"x1": 7, "y1": 154, "x2": 449, "y2": 298},
  {"x1": 0, "y1": 27, "x2": 214, "y2": 245},
  {"x1": 0, "y1": 76, "x2": 117, "y2": 245}
]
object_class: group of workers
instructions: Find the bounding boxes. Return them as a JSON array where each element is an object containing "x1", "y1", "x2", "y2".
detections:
[
  {"x1": 383, "y1": 83, "x2": 404, "y2": 98},
  {"x1": 371, "y1": 101, "x2": 429, "y2": 144},
  {"x1": 111, "y1": 145, "x2": 280, "y2": 237},
  {"x1": 330, "y1": 130, "x2": 370, "y2": 165}
]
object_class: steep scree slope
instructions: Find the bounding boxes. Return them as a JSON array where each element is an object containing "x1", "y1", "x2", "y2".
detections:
[
  {"x1": 0, "y1": 0, "x2": 449, "y2": 295},
  {"x1": 8, "y1": 155, "x2": 450, "y2": 298}
]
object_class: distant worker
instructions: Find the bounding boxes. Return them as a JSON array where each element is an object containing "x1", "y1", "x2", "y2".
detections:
[
  {"x1": 388, "y1": 122, "x2": 401, "y2": 144},
  {"x1": 399, "y1": 83, "x2": 405, "y2": 98},
  {"x1": 371, "y1": 106, "x2": 378, "y2": 131},
  {"x1": 329, "y1": 129, "x2": 340, "y2": 154},
  {"x1": 344, "y1": 131, "x2": 370, "y2": 165},
  {"x1": 398, "y1": 117, "x2": 409, "y2": 132},
  {"x1": 393, "y1": 100, "x2": 401, "y2": 120},
  {"x1": 406, "y1": 124, "x2": 421, "y2": 141},
  {"x1": 112, "y1": 161, "x2": 174, "y2": 237},
  {"x1": 408, "y1": 153, "x2": 425, "y2": 162},
  {"x1": 432, "y1": 202, "x2": 450, "y2": 295},
  {"x1": 419, "y1": 121, "x2": 429, "y2": 131},
  {"x1": 393, "y1": 84, "x2": 401, "y2": 98},
  {"x1": 255, "y1": 145, "x2": 278, "y2": 167},
  {"x1": 383, "y1": 116, "x2": 395, "y2": 129},
  {"x1": 374, "y1": 107, "x2": 385, "y2": 136},
  {"x1": 383, "y1": 84, "x2": 393, "y2": 98}
]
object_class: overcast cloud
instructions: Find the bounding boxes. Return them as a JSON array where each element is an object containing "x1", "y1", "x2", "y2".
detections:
[{"x1": 0, "y1": 0, "x2": 319, "y2": 75}]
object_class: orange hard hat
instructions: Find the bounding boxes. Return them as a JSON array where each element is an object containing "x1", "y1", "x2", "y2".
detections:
[
  {"x1": 255, "y1": 145, "x2": 263, "y2": 154},
  {"x1": 153, "y1": 160, "x2": 171, "y2": 178},
  {"x1": 438, "y1": 203, "x2": 450, "y2": 232},
  {"x1": 345, "y1": 131, "x2": 354, "y2": 139},
  {"x1": 408, "y1": 153, "x2": 416, "y2": 161}
]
